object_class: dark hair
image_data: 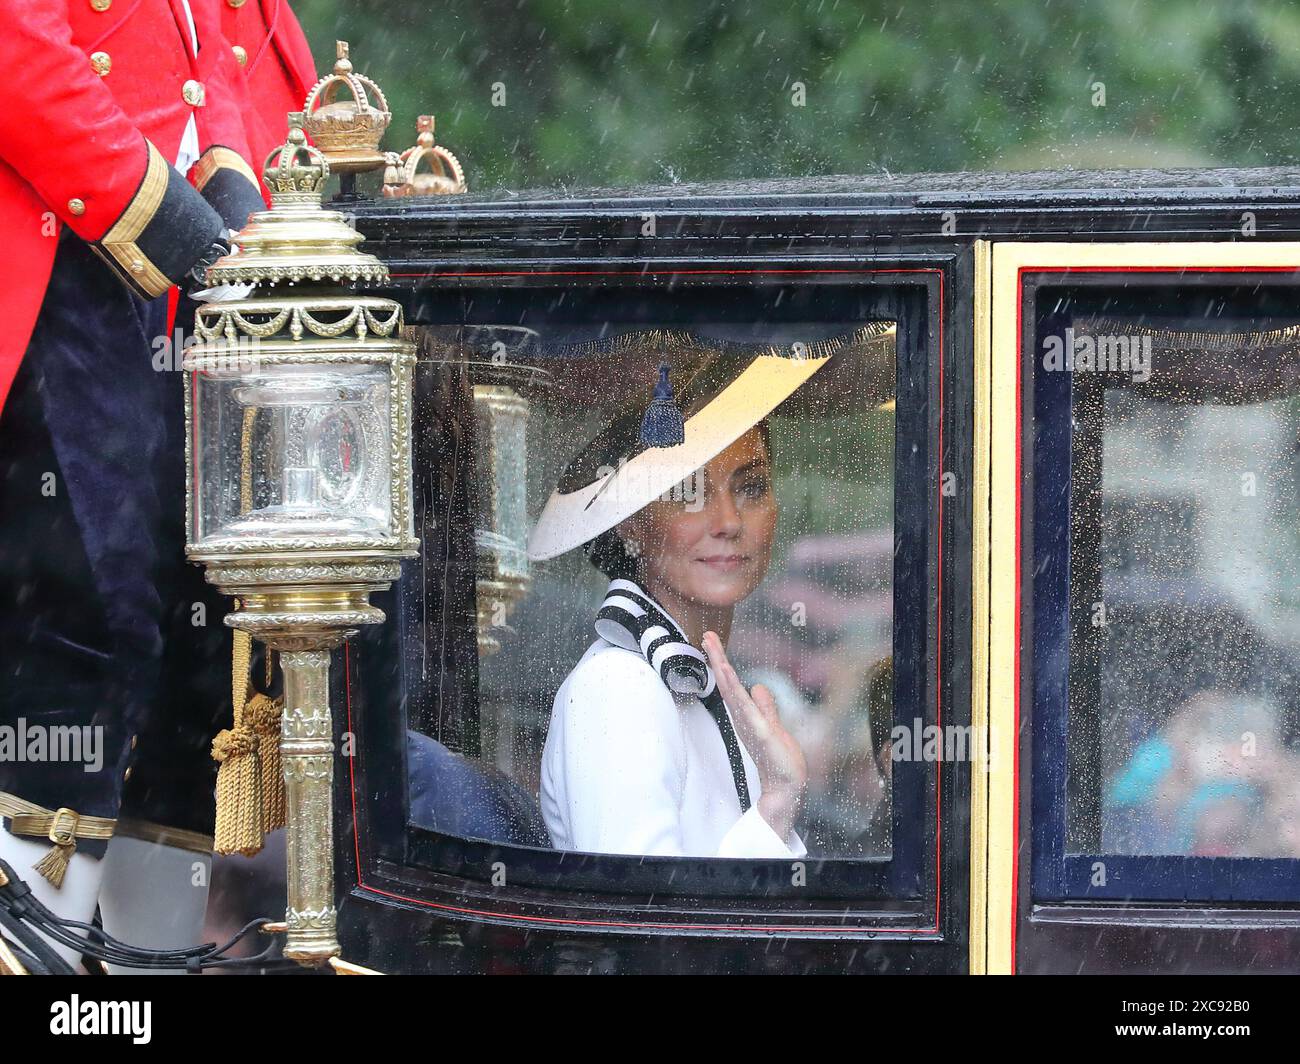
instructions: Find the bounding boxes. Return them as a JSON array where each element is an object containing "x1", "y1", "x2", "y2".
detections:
[
  {"x1": 583, "y1": 418, "x2": 772, "y2": 580},
  {"x1": 865, "y1": 656, "x2": 894, "y2": 770},
  {"x1": 586, "y1": 526, "x2": 642, "y2": 581}
]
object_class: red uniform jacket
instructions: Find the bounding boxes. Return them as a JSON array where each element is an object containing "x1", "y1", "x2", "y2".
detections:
[
  {"x1": 220, "y1": 0, "x2": 318, "y2": 172},
  {"x1": 0, "y1": 0, "x2": 270, "y2": 413}
]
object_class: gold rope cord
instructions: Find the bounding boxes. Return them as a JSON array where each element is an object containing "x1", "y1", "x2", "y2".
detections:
[{"x1": 211, "y1": 407, "x2": 285, "y2": 856}]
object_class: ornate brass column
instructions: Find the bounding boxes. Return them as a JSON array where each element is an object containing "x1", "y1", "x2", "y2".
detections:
[
  {"x1": 278, "y1": 647, "x2": 339, "y2": 962},
  {"x1": 184, "y1": 115, "x2": 416, "y2": 966}
]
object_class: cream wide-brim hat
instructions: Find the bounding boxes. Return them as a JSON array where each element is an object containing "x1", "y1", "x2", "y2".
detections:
[{"x1": 527, "y1": 345, "x2": 837, "y2": 562}]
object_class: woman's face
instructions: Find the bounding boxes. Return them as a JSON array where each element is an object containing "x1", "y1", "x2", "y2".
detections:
[{"x1": 620, "y1": 426, "x2": 778, "y2": 609}]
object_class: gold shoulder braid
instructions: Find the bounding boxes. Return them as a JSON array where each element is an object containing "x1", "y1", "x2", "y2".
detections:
[{"x1": 0, "y1": 793, "x2": 115, "y2": 888}]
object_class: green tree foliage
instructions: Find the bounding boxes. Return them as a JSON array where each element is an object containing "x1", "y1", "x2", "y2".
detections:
[{"x1": 296, "y1": 0, "x2": 1300, "y2": 190}]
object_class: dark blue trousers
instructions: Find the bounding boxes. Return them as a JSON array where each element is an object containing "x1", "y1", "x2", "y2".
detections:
[{"x1": 0, "y1": 233, "x2": 227, "y2": 851}]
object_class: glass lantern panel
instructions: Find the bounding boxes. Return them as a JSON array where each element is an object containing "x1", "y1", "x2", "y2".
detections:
[{"x1": 192, "y1": 362, "x2": 393, "y2": 545}]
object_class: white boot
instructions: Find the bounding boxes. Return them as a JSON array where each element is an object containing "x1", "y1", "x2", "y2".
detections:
[
  {"x1": 98, "y1": 832, "x2": 211, "y2": 975},
  {"x1": 0, "y1": 828, "x2": 104, "y2": 973}
]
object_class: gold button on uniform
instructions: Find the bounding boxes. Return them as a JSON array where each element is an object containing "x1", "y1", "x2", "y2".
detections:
[
  {"x1": 90, "y1": 0, "x2": 112, "y2": 10},
  {"x1": 226, "y1": 0, "x2": 247, "y2": 7},
  {"x1": 123, "y1": 767, "x2": 133, "y2": 782},
  {"x1": 182, "y1": 79, "x2": 205, "y2": 106},
  {"x1": 90, "y1": 51, "x2": 111, "y2": 77},
  {"x1": 67, "y1": 198, "x2": 85, "y2": 216},
  {"x1": 232, "y1": 44, "x2": 248, "y2": 66},
  {"x1": 130, "y1": 735, "x2": 138, "y2": 750}
]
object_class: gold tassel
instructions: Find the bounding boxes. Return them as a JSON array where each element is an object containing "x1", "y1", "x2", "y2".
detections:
[
  {"x1": 32, "y1": 840, "x2": 75, "y2": 889},
  {"x1": 212, "y1": 625, "x2": 264, "y2": 857},
  {"x1": 211, "y1": 723, "x2": 261, "y2": 856},
  {"x1": 249, "y1": 692, "x2": 286, "y2": 835},
  {"x1": 210, "y1": 410, "x2": 278, "y2": 856}
]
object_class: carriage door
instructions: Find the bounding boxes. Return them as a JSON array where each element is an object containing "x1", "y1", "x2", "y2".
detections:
[{"x1": 975, "y1": 241, "x2": 1300, "y2": 973}]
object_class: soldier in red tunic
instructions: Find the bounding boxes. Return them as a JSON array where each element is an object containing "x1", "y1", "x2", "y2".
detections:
[
  {"x1": 0, "y1": 0, "x2": 314, "y2": 972},
  {"x1": 219, "y1": 0, "x2": 319, "y2": 169}
]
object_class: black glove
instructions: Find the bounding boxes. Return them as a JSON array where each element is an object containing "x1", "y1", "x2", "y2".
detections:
[{"x1": 186, "y1": 233, "x2": 233, "y2": 293}]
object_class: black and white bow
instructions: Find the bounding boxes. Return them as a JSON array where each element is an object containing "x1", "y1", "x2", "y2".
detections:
[{"x1": 594, "y1": 578, "x2": 752, "y2": 811}]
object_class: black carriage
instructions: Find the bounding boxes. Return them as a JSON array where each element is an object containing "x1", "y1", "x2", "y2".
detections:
[{"x1": 330, "y1": 167, "x2": 1300, "y2": 974}]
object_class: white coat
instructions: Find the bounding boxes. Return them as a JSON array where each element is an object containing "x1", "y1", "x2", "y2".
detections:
[{"x1": 540, "y1": 636, "x2": 808, "y2": 858}]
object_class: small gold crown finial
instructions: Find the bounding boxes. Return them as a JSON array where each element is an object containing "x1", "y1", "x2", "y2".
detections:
[
  {"x1": 382, "y1": 150, "x2": 405, "y2": 194},
  {"x1": 302, "y1": 40, "x2": 390, "y2": 174},
  {"x1": 384, "y1": 114, "x2": 467, "y2": 198},
  {"x1": 262, "y1": 112, "x2": 329, "y2": 201}
]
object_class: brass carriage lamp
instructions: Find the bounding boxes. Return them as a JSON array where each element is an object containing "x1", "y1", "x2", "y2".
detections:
[{"x1": 184, "y1": 115, "x2": 417, "y2": 966}]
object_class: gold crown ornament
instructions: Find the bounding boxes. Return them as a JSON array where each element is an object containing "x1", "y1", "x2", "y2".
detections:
[
  {"x1": 383, "y1": 114, "x2": 467, "y2": 197},
  {"x1": 302, "y1": 41, "x2": 391, "y2": 175}
]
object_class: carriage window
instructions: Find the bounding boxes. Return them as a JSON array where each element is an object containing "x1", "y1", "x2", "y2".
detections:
[
  {"x1": 1033, "y1": 291, "x2": 1300, "y2": 900},
  {"x1": 404, "y1": 317, "x2": 899, "y2": 862},
  {"x1": 1071, "y1": 373, "x2": 1300, "y2": 860}
]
